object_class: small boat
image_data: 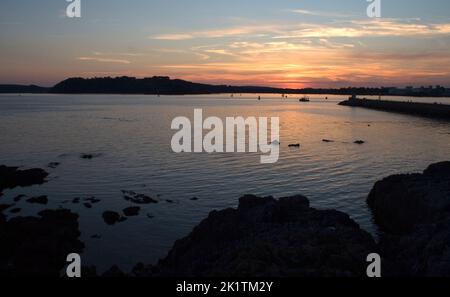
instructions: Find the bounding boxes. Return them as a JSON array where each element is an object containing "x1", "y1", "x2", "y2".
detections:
[
  {"x1": 288, "y1": 143, "x2": 300, "y2": 148},
  {"x1": 258, "y1": 96, "x2": 261, "y2": 100},
  {"x1": 299, "y1": 96, "x2": 310, "y2": 102}
]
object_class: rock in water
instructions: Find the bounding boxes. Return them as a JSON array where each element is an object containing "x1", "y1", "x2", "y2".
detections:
[
  {"x1": 123, "y1": 206, "x2": 140, "y2": 217},
  {"x1": 80, "y1": 153, "x2": 102, "y2": 159},
  {"x1": 155, "y1": 194, "x2": 376, "y2": 277},
  {"x1": 121, "y1": 190, "x2": 158, "y2": 204},
  {"x1": 26, "y1": 195, "x2": 48, "y2": 205},
  {"x1": 47, "y1": 162, "x2": 60, "y2": 169},
  {"x1": 102, "y1": 211, "x2": 127, "y2": 225},
  {"x1": 13, "y1": 194, "x2": 26, "y2": 202},
  {"x1": 0, "y1": 165, "x2": 48, "y2": 192}
]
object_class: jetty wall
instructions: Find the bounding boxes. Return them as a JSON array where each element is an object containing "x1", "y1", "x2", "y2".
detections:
[{"x1": 339, "y1": 98, "x2": 450, "y2": 120}]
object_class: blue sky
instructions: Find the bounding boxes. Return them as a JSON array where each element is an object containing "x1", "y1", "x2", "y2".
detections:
[{"x1": 1, "y1": 0, "x2": 450, "y2": 87}]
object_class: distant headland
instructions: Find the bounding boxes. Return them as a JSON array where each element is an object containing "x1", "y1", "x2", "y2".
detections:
[{"x1": 1, "y1": 76, "x2": 450, "y2": 97}]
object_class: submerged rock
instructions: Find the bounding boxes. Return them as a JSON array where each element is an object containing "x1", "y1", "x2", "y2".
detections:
[
  {"x1": 0, "y1": 204, "x2": 13, "y2": 212},
  {"x1": 121, "y1": 190, "x2": 158, "y2": 204},
  {"x1": 0, "y1": 209, "x2": 84, "y2": 276},
  {"x1": 84, "y1": 197, "x2": 101, "y2": 204},
  {"x1": 0, "y1": 165, "x2": 48, "y2": 192},
  {"x1": 13, "y1": 194, "x2": 26, "y2": 202},
  {"x1": 155, "y1": 194, "x2": 376, "y2": 277},
  {"x1": 102, "y1": 211, "x2": 127, "y2": 225},
  {"x1": 123, "y1": 206, "x2": 140, "y2": 217},
  {"x1": 26, "y1": 195, "x2": 48, "y2": 205},
  {"x1": 80, "y1": 153, "x2": 102, "y2": 160},
  {"x1": 47, "y1": 162, "x2": 60, "y2": 169}
]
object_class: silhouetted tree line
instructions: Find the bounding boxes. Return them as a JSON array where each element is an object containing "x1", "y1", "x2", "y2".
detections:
[{"x1": 2, "y1": 76, "x2": 450, "y2": 97}]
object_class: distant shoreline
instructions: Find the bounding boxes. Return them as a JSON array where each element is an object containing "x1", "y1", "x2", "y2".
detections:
[{"x1": 1, "y1": 76, "x2": 450, "y2": 97}]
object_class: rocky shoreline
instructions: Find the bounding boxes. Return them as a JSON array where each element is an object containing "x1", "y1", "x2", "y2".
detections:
[{"x1": 1, "y1": 162, "x2": 450, "y2": 277}]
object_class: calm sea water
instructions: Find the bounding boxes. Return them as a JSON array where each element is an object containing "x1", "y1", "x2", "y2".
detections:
[{"x1": 1, "y1": 93, "x2": 450, "y2": 272}]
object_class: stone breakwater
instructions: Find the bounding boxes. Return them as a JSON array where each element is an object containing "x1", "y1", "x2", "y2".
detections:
[{"x1": 339, "y1": 98, "x2": 450, "y2": 120}]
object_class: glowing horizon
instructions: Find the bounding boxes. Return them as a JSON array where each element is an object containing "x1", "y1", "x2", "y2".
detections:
[{"x1": 1, "y1": 0, "x2": 450, "y2": 88}]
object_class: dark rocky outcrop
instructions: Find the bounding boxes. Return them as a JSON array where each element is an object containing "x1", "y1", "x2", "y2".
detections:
[
  {"x1": 80, "y1": 153, "x2": 102, "y2": 160},
  {"x1": 26, "y1": 195, "x2": 48, "y2": 205},
  {"x1": 0, "y1": 165, "x2": 48, "y2": 192},
  {"x1": 151, "y1": 194, "x2": 376, "y2": 277},
  {"x1": 0, "y1": 204, "x2": 13, "y2": 212},
  {"x1": 123, "y1": 206, "x2": 140, "y2": 217},
  {"x1": 47, "y1": 162, "x2": 60, "y2": 169},
  {"x1": 13, "y1": 194, "x2": 26, "y2": 202},
  {"x1": 102, "y1": 211, "x2": 127, "y2": 225},
  {"x1": 84, "y1": 197, "x2": 101, "y2": 204},
  {"x1": 368, "y1": 161, "x2": 450, "y2": 234},
  {"x1": 367, "y1": 161, "x2": 450, "y2": 276},
  {"x1": 0, "y1": 209, "x2": 84, "y2": 276},
  {"x1": 121, "y1": 190, "x2": 158, "y2": 204}
]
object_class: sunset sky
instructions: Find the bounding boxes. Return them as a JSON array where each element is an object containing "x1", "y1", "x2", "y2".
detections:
[{"x1": 1, "y1": 0, "x2": 450, "y2": 88}]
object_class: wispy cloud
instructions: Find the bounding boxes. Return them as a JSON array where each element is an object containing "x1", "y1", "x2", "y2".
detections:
[
  {"x1": 151, "y1": 19, "x2": 450, "y2": 42},
  {"x1": 77, "y1": 57, "x2": 131, "y2": 64},
  {"x1": 151, "y1": 25, "x2": 282, "y2": 40},
  {"x1": 274, "y1": 19, "x2": 450, "y2": 39},
  {"x1": 290, "y1": 9, "x2": 352, "y2": 18}
]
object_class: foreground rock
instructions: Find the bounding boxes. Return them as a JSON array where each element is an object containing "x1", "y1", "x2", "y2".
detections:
[
  {"x1": 151, "y1": 195, "x2": 376, "y2": 277},
  {"x1": 0, "y1": 165, "x2": 48, "y2": 192},
  {"x1": 368, "y1": 161, "x2": 450, "y2": 234},
  {"x1": 0, "y1": 209, "x2": 84, "y2": 276},
  {"x1": 368, "y1": 161, "x2": 450, "y2": 276}
]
